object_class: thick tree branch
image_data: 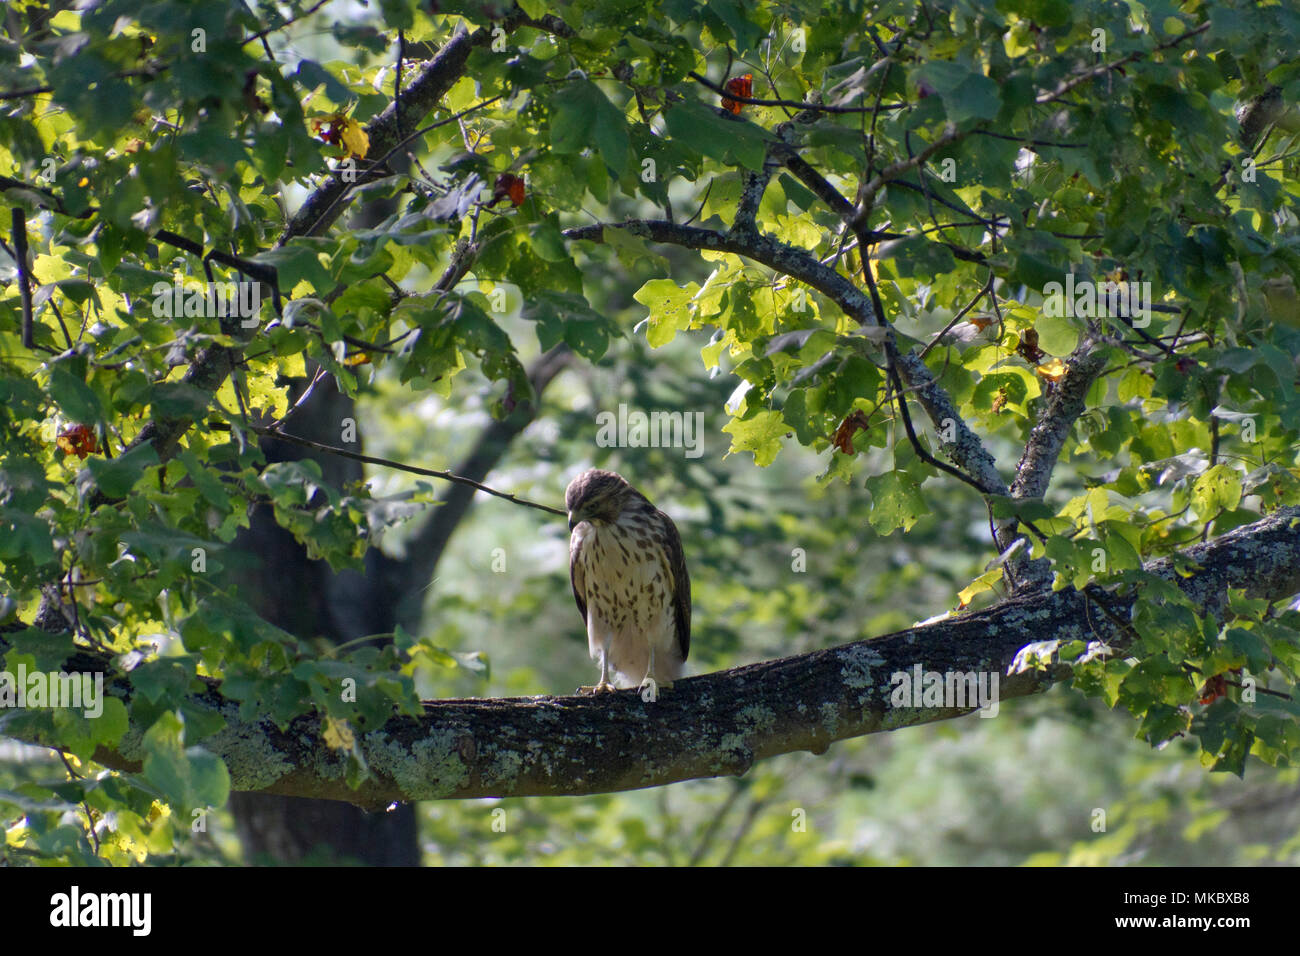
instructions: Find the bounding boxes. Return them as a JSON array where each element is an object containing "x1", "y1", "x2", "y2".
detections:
[
  {"x1": 995, "y1": 335, "x2": 1111, "y2": 588},
  {"x1": 564, "y1": 218, "x2": 1007, "y2": 495},
  {"x1": 1009, "y1": 339, "x2": 1109, "y2": 502},
  {"x1": 6, "y1": 508, "x2": 1297, "y2": 809},
  {"x1": 765, "y1": 146, "x2": 1008, "y2": 492}
]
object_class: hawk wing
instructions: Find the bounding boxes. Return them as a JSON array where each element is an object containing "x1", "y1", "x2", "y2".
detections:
[
  {"x1": 569, "y1": 526, "x2": 588, "y2": 626},
  {"x1": 657, "y1": 509, "x2": 691, "y2": 660}
]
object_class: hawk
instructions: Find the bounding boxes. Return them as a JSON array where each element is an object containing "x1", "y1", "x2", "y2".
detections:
[{"x1": 565, "y1": 468, "x2": 691, "y2": 695}]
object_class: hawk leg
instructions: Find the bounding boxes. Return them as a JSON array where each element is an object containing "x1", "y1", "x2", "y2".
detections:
[
  {"x1": 578, "y1": 637, "x2": 618, "y2": 695},
  {"x1": 637, "y1": 645, "x2": 665, "y2": 697}
]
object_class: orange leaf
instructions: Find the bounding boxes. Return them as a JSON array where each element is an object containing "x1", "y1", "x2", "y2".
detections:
[
  {"x1": 338, "y1": 117, "x2": 369, "y2": 160},
  {"x1": 1198, "y1": 673, "x2": 1227, "y2": 705},
  {"x1": 493, "y1": 173, "x2": 526, "y2": 207},
  {"x1": 721, "y1": 73, "x2": 753, "y2": 114},
  {"x1": 57, "y1": 424, "x2": 98, "y2": 459},
  {"x1": 832, "y1": 409, "x2": 871, "y2": 455}
]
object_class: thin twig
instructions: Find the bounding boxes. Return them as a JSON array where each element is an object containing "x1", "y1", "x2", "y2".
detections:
[
  {"x1": 241, "y1": 0, "x2": 329, "y2": 46},
  {"x1": 230, "y1": 424, "x2": 567, "y2": 517},
  {"x1": 688, "y1": 71, "x2": 906, "y2": 114}
]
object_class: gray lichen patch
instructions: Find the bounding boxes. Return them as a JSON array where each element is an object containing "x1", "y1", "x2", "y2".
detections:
[
  {"x1": 736, "y1": 704, "x2": 776, "y2": 735},
  {"x1": 716, "y1": 733, "x2": 753, "y2": 774},
  {"x1": 364, "y1": 728, "x2": 469, "y2": 800},
  {"x1": 208, "y1": 723, "x2": 294, "y2": 791},
  {"x1": 820, "y1": 701, "x2": 841, "y2": 739},
  {"x1": 481, "y1": 743, "x2": 525, "y2": 792},
  {"x1": 878, "y1": 705, "x2": 951, "y2": 732},
  {"x1": 839, "y1": 644, "x2": 887, "y2": 691}
]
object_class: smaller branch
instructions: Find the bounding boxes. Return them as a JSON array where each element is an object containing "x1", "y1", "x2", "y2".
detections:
[
  {"x1": 1036, "y1": 23, "x2": 1210, "y2": 105},
  {"x1": 688, "y1": 71, "x2": 906, "y2": 114},
  {"x1": 859, "y1": 246, "x2": 1012, "y2": 504},
  {"x1": 268, "y1": 364, "x2": 329, "y2": 430},
  {"x1": 886, "y1": 177, "x2": 988, "y2": 223},
  {"x1": 0, "y1": 175, "x2": 93, "y2": 220},
  {"x1": 234, "y1": 424, "x2": 566, "y2": 517},
  {"x1": 994, "y1": 337, "x2": 1111, "y2": 589},
  {"x1": 395, "y1": 29, "x2": 406, "y2": 124},
  {"x1": 1007, "y1": 338, "x2": 1109, "y2": 502},
  {"x1": 0, "y1": 67, "x2": 164, "y2": 102},
  {"x1": 45, "y1": 295, "x2": 75, "y2": 350},
  {"x1": 153, "y1": 228, "x2": 282, "y2": 309},
  {"x1": 919, "y1": 274, "x2": 994, "y2": 360},
  {"x1": 856, "y1": 124, "x2": 967, "y2": 223},
  {"x1": 0, "y1": 82, "x2": 54, "y2": 101},
  {"x1": 564, "y1": 217, "x2": 1008, "y2": 500},
  {"x1": 969, "y1": 130, "x2": 1086, "y2": 148},
  {"x1": 682, "y1": 180, "x2": 712, "y2": 226},
  {"x1": 241, "y1": 0, "x2": 329, "y2": 46},
  {"x1": 11, "y1": 208, "x2": 34, "y2": 349},
  {"x1": 299, "y1": 94, "x2": 505, "y2": 240}
]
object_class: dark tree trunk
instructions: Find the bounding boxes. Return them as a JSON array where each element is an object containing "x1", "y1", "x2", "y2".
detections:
[{"x1": 226, "y1": 375, "x2": 420, "y2": 865}]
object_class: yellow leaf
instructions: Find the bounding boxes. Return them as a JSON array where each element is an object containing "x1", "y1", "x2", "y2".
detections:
[
  {"x1": 323, "y1": 716, "x2": 355, "y2": 750},
  {"x1": 279, "y1": 351, "x2": 306, "y2": 379},
  {"x1": 340, "y1": 118, "x2": 369, "y2": 159},
  {"x1": 1035, "y1": 357, "x2": 1066, "y2": 381},
  {"x1": 957, "y1": 567, "x2": 1003, "y2": 607}
]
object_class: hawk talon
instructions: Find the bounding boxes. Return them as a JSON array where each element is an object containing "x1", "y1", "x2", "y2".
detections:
[{"x1": 577, "y1": 681, "x2": 618, "y2": 696}]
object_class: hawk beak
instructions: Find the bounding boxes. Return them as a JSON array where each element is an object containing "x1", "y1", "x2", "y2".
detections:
[{"x1": 567, "y1": 514, "x2": 577, "y2": 532}]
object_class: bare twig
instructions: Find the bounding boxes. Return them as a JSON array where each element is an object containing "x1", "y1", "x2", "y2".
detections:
[{"x1": 238, "y1": 424, "x2": 566, "y2": 517}]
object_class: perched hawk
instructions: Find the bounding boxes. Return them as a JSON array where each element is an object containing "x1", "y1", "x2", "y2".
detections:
[{"x1": 565, "y1": 468, "x2": 691, "y2": 695}]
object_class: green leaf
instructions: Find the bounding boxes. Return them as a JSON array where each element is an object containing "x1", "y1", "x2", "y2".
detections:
[
  {"x1": 633, "y1": 278, "x2": 700, "y2": 347},
  {"x1": 865, "y1": 471, "x2": 927, "y2": 534},
  {"x1": 47, "y1": 365, "x2": 105, "y2": 425},
  {"x1": 551, "y1": 81, "x2": 598, "y2": 155},
  {"x1": 85, "y1": 442, "x2": 159, "y2": 498},
  {"x1": 912, "y1": 61, "x2": 1001, "y2": 123},
  {"x1": 1190, "y1": 464, "x2": 1243, "y2": 522},
  {"x1": 590, "y1": 86, "x2": 630, "y2": 174},
  {"x1": 177, "y1": 448, "x2": 231, "y2": 510},
  {"x1": 722, "y1": 408, "x2": 786, "y2": 466}
]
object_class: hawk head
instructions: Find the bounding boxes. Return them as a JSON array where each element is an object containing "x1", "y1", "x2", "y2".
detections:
[{"x1": 565, "y1": 468, "x2": 638, "y2": 531}]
